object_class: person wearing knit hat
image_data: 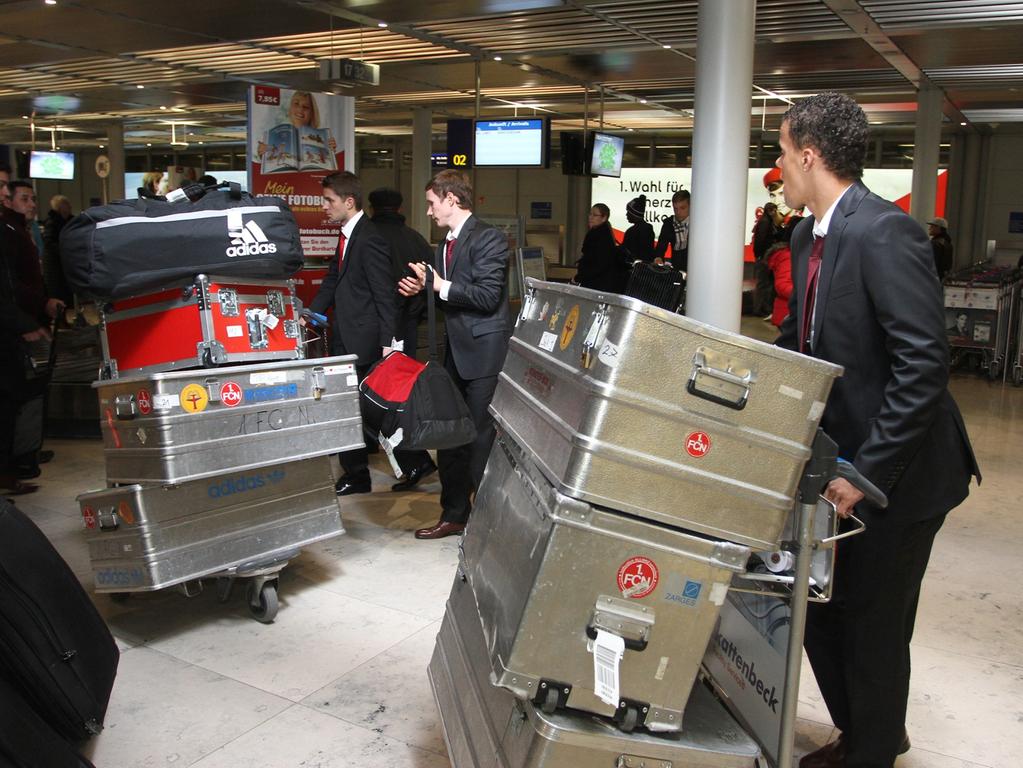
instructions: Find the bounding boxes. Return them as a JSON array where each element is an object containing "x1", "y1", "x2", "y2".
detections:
[
  {"x1": 927, "y1": 216, "x2": 953, "y2": 279},
  {"x1": 621, "y1": 194, "x2": 654, "y2": 263}
]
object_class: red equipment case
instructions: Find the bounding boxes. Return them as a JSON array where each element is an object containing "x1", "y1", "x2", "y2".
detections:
[{"x1": 99, "y1": 274, "x2": 304, "y2": 379}]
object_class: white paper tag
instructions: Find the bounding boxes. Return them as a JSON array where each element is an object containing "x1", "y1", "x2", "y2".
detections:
[
  {"x1": 346, "y1": 374, "x2": 359, "y2": 387},
  {"x1": 379, "y1": 429, "x2": 404, "y2": 478},
  {"x1": 808, "y1": 400, "x2": 826, "y2": 421},
  {"x1": 152, "y1": 393, "x2": 176, "y2": 411},
  {"x1": 778, "y1": 384, "x2": 803, "y2": 400},
  {"x1": 391, "y1": 339, "x2": 404, "y2": 352},
  {"x1": 250, "y1": 371, "x2": 287, "y2": 385},
  {"x1": 226, "y1": 325, "x2": 244, "y2": 338},
  {"x1": 262, "y1": 313, "x2": 279, "y2": 330},
  {"x1": 709, "y1": 582, "x2": 729, "y2": 606},
  {"x1": 598, "y1": 340, "x2": 620, "y2": 368},
  {"x1": 539, "y1": 331, "x2": 557, "y2": 352},
  {"x1": 323, "y1": 364, "x2": 356, "y2": 376},
  {"x1": 592, "y1": 629, "x2": 625, "y2": 707}
]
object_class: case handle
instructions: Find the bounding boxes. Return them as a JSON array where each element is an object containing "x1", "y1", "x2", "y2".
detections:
[{"x1": 687, "y1": 356, "x2": 751, "y2": 411}]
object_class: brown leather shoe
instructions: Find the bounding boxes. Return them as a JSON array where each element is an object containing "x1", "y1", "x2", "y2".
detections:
[
  {"x1": 799, "y1": 731, "x2": 909, "y2": 768},
  {"x1": 414, "y1": 521, "x2": 465, "y2": 540},
  {"x1": 799, "y1": 738, "x2": 844, "y2": 768}
]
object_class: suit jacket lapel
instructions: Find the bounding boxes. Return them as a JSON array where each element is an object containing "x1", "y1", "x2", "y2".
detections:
[
  {"x1": 812, "y1": 182, "x2": 867, "y2": 349},
  {"x1": 790, "y1": 217, "x2": 815, "y2": 343},
  {"x1": 340, "y1": 216, "x2": 364, "y2": 280},
  {"x1": 448, "y1": 215, "x2": 478, "y2": 274}
]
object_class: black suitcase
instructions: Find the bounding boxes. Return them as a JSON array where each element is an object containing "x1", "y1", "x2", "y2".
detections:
[
  {"x1": 0, "y1": 675, "x2": 96, "y2": 768},
  {"x1": 0, "y1": 499, "x2": 119, "y2": 743},
  {"x1": 60, "y1": 185, "x2": 304, "y2": 300},
  {"x1": 625, "y1": 261, "x2": 685, "y2": 312}
]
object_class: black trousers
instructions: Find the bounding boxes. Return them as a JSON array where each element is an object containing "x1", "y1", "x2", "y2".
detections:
[
  {"x1": 804, "y1": 509, "x2": 945, "y2": 768},
  {"x1": 437, "y1": 353, "x2": 498, "y2": 525}
]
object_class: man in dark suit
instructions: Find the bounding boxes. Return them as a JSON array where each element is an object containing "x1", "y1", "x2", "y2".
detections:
[
  {"x1": 368, "y1": 187, "x2": 436, "y2": 491},
  {"x1": 307, "y1": 171, "x2": 397, "y2": 496},
  {"x1": 775, "y1": 93, "x2": 980, "y2": 768},
  {"x1": 398, "y1": 170, "x2": 510, "y2": 539}
]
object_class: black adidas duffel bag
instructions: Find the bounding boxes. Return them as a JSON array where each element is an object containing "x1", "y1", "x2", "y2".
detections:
[{"x1": 60, "y1": 184, "x2": 304, "y2": 300}]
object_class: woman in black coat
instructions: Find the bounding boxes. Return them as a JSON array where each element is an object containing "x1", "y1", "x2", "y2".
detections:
[{"x1": 574, "y1": 203, "x2": 627, "y2": 293}]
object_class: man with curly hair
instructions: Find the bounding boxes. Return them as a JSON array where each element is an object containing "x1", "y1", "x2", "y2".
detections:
[{"x1": 775, "y1": 92, "x2": 980, "y2": 768}]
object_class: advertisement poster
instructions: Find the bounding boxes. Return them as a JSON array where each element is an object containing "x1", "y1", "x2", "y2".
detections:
[
  {"x1": 248, "y1": 86, "x2": 355, "y2": 259},
  {"x1": 592, "y1": 169, "x2": 947, "y2": 261}
]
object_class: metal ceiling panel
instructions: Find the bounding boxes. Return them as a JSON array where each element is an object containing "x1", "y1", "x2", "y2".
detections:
[{"x1": 861, "y1": 0, "x2": 1023, "y2": 29}]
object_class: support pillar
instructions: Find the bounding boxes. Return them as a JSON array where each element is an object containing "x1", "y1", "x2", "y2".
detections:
[
  {"x1": 955, "y1": 131, "x2": 982, "y2": 267},
  {"x1": 686, "y1": 0, "x2": 756, "y2": 332},
  {"x1": 410, "y1": 107, "x2": 432, "y2": 239},
  {"x1": 106, "y1": 123, "x2": 125, "y2": 201},
  {"x1": 909, "y1": 86, "x2": 942, "y2": 225}
]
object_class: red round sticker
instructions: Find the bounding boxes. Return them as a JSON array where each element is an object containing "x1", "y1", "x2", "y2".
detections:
[
  {"x1": 220, "y1": 381, "x2": 244, "y2": 408},
  {"x1": 82, "y1": 506, "x2": 96, "y2": 530},
  {"x1": 617, "y1": 557, "x2": 659, "y2": 598},
  {"x1": 136, "y1": 389, "x2": 152, "y2": 415},
  {"x1": 685, "y1": 431, "x2": 711, "y2": 458}
]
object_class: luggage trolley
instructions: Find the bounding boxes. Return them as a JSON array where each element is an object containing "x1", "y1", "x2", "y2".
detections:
[
  {"x1": 1012, "y1": 286, "x2": 1023, "y2": 386},
  {"x1": 944, "y1": 265, "x2": 1021, "y2": 380}
]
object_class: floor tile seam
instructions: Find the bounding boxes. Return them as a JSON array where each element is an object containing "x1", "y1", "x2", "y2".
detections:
[
  {"x1": 910, "y1": 639, "x2": 1023, "y2": 669},
  {"x1": 122, "y1": 644, "x2": 297, "y2": 708},
  {"x1": 290, "y1": 699, "x2": 449, "y2": 758},
  {"x1": 286, "y1": 572, "x2": 446, "y2": 623},
  {"x1": 905, "y1": 745, "x2": 996, "y2": 768},
  {"x1": 296, "y1": 622, "x2": 442, "y2": 706},
  {"x1": 183, "y1": 700, "x2": 305, "y2": 768}
]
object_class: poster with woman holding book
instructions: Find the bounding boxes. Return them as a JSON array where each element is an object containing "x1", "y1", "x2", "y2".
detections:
[{"x1": 248, "y1": 87, "x2": 355, "y2": 259}]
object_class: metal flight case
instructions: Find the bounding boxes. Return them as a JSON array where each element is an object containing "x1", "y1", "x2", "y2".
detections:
[
  {"x1": 99, "y1": 274, "x2": 305, "y2": 380},
  {"x1": 94, "y1": 355, "x2": 363, "y2": 485},
  {"x1": 490, "y1": 279, "x2": 842, "y2": 550},
  {"x1": 461, "y1": 433, "x2": 750, "y2": 733},
  {"x1": 428, "y1": 572, "x2": 762, "y2": 768},
  {"x1": 77, "y1": 456, "x2": 342, "y2": 623}
]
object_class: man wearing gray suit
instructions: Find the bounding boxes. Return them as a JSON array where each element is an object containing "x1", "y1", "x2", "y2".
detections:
[
  {"x1": 775, "y1": 92, "x2": 980, "y2": 768},
  {"x1": 398, "y1": 170, "x2": 510, "y2": 539}
]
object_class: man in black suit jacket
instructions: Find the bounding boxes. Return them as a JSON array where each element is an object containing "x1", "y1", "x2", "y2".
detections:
[
  {"x1": 308, "y1": 171, "x2": 397, "y2": 496},
  {"x1": 775, "y1": 93, "x2": 980, "y2": 768},
  {"x1": 398, "y1": 170, "x2": 510, "y2": 539}
]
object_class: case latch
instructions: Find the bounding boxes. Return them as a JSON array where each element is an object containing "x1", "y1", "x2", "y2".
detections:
[
  {"x1": 218, "y1": 288, "x2": 239, "y2": 317},
  {"x1": 113, "y1": 393, "x2": 138, "y2": 419}
]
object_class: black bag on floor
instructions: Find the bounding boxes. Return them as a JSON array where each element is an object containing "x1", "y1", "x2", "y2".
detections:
[
  {"x1": 0, "y1": 675, "x2": 96, "y2": 768},
  {"x1": 625, "y1": 261, "x2": 685, "y2": 312},
  {"x1": 60, "y1": 184, "x2": 304, "y2": 300},
  {"x1": 360, "y1": 266, "x2": 476, "y2": 451},
  {"x1": 0, "y1": 498, "x2": 119, "y2": 743}
]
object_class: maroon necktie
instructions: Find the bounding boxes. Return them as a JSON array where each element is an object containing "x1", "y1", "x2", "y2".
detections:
[
  {"x1": 336, "y1": 232, "x2": 347, "y2": 268},
  {"x1": 800, "y1": 234, "x2": 826, "y2": 353},
  {"x1": 445, "y1": 237, "x2": 457, "y2": 274}
]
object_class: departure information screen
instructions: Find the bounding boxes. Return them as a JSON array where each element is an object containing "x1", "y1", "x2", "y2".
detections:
[{"x1": 474, "y1": 119, "x2": 546, "y2": 167}]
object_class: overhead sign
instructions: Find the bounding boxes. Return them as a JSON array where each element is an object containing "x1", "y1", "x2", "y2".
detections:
[
  {"x1": 446, "y1": 118, "x2": 473, "y2": 169},
  {"x1": 318, "y1": 58, "x2": 380, "y2": 86},
  {"x1": 94, "y1": 154, "x2": 110, "y2": 179}
]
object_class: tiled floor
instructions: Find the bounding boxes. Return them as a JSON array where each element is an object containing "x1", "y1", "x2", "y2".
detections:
[{"x1": 13, "y1": 337, "x2": 1021, "y2": 768}]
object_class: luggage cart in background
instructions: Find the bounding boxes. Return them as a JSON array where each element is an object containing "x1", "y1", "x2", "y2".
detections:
[
  {"x1": 944, "y1": 265, "x2": 1021, "y2": 380},
  {"x1": 1012, "y1": 287, "x2": 1023, "y2": 386}
]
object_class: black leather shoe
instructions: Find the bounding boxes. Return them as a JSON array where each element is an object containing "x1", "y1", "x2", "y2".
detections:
[
  {"x1": 391, "y1": 462, "x2": 437, "y2": 492},
  {"x1": 414, "y1": 521, "x2": 465, "y2": 540},
  {"x1": 335, "y1": 478, "x2": 371, "y2": 496},
  {"x1": 15, "y1": 464, "x2": 41, "y2": 480},
  {"x1": 38, "y1": 450, "x2": 54, "y2": 464}
]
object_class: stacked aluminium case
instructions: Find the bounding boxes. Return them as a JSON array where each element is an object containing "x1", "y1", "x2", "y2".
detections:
[
  {"x1": 76, "y1": 276, "x2": 363, "y2": 622},
  {"x1": 430, "y1": 279, "x2": 843, "y2": 766}
]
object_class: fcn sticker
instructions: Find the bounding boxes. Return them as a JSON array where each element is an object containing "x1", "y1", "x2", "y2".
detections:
[
  {"x1": 617, "y1": 556, "x2": 659, "y2": 599},
  {"x1": 685, "y1": 431, "x2": 711, "y2": 458}
]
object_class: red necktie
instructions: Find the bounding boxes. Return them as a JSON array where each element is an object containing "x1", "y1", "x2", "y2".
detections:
[
  {"x1": 445, "y1": 237, "x2": 457, "y2": 274},
  {"x1": 800, "y1": 234, "x2": 826, "y2": 353},
  {"x1": 337, "y1": 232, "x2": 347, "y2": 268}
]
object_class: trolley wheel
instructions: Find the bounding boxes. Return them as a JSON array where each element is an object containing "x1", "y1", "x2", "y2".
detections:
[
  {"x1": 988, "y1": 359, "x2": 1001, "y2": 380},
  {"x1": 618, "y1": 706, "x2": 639, "y2": 733},
  {"x1": 109, "y1": 592, "x2": 131, "y2": 604},
  {"x1": 540, "y1": 686, "x2": 559, "y2": 714},
  {"x1": 249, "y1": 581, "x2": 279, "y2": 624}
]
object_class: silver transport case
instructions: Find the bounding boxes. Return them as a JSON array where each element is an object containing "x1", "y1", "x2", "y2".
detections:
[
  {"x1": 461, "y1": 434, "x2": 750, "y2": 733},
  {"x1": 429, "y1": 574, "x2": 761, "y2": 768},
  {"x1": 95, "y1": 355, "x2": 363, "y2": 485},
  {"x1": 491, "y1": 280, "x2": 842, "y2": 550},
  {"x1": 77, "y1": 455, "x2": 342, "y2": 622}
]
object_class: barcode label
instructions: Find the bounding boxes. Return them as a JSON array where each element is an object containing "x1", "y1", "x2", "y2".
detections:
[{"x1": 592, "y1": 630, "x2": 625, "y2": 706}]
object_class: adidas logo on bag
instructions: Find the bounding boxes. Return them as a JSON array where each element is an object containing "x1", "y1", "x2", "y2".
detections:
[{"x1": 226, "y1": 220, "x2": 278, "y2": 257}]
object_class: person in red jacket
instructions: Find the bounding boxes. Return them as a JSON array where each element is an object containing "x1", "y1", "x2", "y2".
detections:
[{"x1": 766, "y1": 240, "x2": 793, "y2": 328}]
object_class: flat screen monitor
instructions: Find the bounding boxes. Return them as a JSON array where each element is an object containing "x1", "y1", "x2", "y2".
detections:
[
  {"x1": 29, "y1": 150, "x2": 75, "y2": 180},
  {"x1": 588, "y1": 132, "x2": 625, "y2": 178},
  {"x1": 474, "y1": 119, "x2": 548, "y2": 167}
]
